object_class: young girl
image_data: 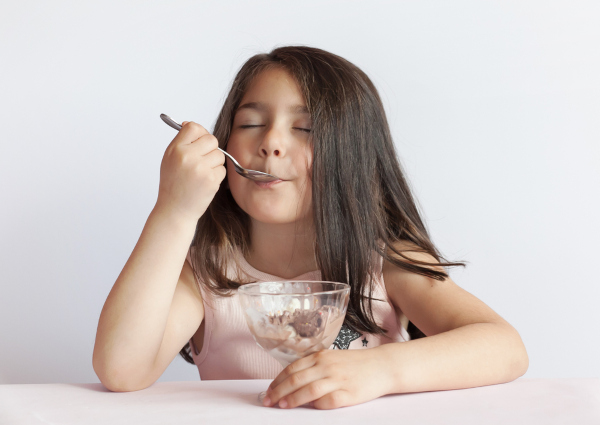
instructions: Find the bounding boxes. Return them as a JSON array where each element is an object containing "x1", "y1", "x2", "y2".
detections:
[{"x1": 93, "y1": 46, "x2": 528, "y2": 410}]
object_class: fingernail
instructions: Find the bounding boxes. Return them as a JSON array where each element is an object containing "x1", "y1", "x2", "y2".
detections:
[
  {"x1": 263, "y1": 396, "x2": 271, "y2": 407},
  {"x1": 278, "y1": 399, "x2": 288, "y2": 409}
]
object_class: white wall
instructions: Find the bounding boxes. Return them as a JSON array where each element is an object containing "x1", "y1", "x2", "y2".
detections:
[{"x1": 1, "y1": 1, "x2": 598, "y2": 384}]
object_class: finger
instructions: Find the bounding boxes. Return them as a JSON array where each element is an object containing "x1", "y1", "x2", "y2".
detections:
[
  {"x1": 265, "y1": 366, "x2": 321, "y2": 407},
  {"x1": 312, "y1": 390, "x2": 351, "y2": 410},
  {"x1": 189, "y1": 133, "x2": 220, "y2": 156},
  {"x1": 214, "y1": 164, "x2": 227, "y2": 182},
  {"x1": 204, "y1": 149, "x2": 226, "y2": 168},
  {"x1": 176, "y1": 121, "x2": 210, "y2": 146},
  {"x1": 166, "y1": 121, "x2": 207, "y2": 152},
  {"x1": 267, "y1": 355, "x2": 317, "y2": 393},
  {"x1": 277, "y1": 379, "x2": 339, "y2": 409}
]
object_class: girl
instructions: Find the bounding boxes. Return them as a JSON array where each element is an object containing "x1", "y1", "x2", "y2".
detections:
[{"x1": 93, "y1": 46, "x2": 528, "y2": 410}]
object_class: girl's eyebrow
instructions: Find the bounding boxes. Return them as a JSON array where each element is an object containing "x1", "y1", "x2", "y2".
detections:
[{"x1": 237, "y1": 101, "x2": 309, "y2": 114}]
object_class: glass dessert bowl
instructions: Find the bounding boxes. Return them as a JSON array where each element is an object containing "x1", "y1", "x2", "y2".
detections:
[{"x1": 238, "y1": 281, "x2": 350, "y2": 402}]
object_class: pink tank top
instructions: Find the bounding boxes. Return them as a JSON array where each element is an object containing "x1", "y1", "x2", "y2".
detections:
[{"x1": 186, "y1": 249, "x2": 410, "y2": 380}]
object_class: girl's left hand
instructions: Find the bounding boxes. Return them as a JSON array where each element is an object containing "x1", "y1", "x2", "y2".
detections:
[{"x1": 263, "y1": 348, "x2": 393, "y2": 410}]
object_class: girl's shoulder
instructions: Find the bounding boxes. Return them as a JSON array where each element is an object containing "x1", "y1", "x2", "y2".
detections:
[
  {"x1": 381, "y1": 240, "x2": 445, "y2": 277},
  {"x1": 381, "y1": 240, "x2": 448, "y2": 313}
]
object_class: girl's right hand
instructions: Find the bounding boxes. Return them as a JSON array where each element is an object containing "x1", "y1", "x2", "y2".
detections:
[{"x1": 155, "y1": 121, "x2": 226, "y2": 221}]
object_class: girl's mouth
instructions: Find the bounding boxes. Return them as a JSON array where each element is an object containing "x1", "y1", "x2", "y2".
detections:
[{"x1": 253, "y1": 179, "x2": 284, "y2": 189}]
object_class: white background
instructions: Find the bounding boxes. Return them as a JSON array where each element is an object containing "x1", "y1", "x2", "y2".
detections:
[{"x1": 1, "y1": 1, "x2": 598, "y2": 385}]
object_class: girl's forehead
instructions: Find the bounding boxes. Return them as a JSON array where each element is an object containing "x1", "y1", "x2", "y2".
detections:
[
  {"x1": 239, "y1": 67, "x2": 306, "y2": 108},
  {"x1": 236, "y1": 101, "x2": 309, "y2": 116}
]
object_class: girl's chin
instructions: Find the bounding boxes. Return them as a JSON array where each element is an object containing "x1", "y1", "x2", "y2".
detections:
[
  {"x1": 233, "y1": 196, "x2": 313, "y2": 226},
  {"x1": 249, "y1": 214, "x2": 307, "y2": 226},
  {"x1": 247, "y1": 209, "x2": 312, "y2": 227}
]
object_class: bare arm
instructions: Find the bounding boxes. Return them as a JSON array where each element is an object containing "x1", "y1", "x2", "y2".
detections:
[
  {"x1": 264, "y1": 245, "x2": 529, "y2": 409},
  {"x1": 92, "y1": 207, "x2": 203, "y2": 391},
  {"x1": 93, "y1": 122, "x2": 226, "y2": 391},
  {"x1": 379, "y1": 247, "x2": 529, "y2": 394}
]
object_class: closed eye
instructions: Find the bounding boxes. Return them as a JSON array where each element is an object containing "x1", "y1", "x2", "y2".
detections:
[{"x1": 239, "y1": 125, "x2": 311, "y2": 133}]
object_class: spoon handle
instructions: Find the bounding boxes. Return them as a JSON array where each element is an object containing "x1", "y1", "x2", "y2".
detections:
[{"x1": 160, "y1": 113, "x2": 183, "y2": 131}]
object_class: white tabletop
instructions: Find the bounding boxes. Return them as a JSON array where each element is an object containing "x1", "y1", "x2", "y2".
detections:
[{"x1": 1, "y1": 378, "x2": 599, "y2": 424}]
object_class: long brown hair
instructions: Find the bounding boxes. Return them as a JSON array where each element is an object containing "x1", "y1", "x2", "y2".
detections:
[{"x1": 179, "y1": 46, "x2": 464, "y2": 364}]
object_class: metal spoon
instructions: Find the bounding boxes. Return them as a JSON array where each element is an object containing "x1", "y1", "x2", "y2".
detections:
[{"x1": 160, "y1": 114, "x2": 280, "y2": 182}]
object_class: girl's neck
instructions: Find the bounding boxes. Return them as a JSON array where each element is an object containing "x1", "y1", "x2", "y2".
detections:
[{"x1": 246, "y1": 219, "x2": 318, "y2": 279}]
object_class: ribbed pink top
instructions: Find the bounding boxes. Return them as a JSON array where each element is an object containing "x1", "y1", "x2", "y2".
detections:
[{"x1": 186, "y1": 249, "x2": 410, "y2": 380}]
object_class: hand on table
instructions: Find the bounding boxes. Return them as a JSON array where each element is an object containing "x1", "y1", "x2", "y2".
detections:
[{"x1": 263, "y1": 347, "x2": 392, "y2": 410}]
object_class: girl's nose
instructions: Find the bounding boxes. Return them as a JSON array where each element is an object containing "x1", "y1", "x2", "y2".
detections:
[
  {"x1": 261, "y1": 147, "x2": 281, "y2": 156},
  {"x1": 258, "y1": 126, "x2": 286, "y2": 157}
]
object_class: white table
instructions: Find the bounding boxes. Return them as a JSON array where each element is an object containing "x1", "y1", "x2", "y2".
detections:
[{"x1": 1, "y1": 378, "x2": 599, "y2": 424}]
